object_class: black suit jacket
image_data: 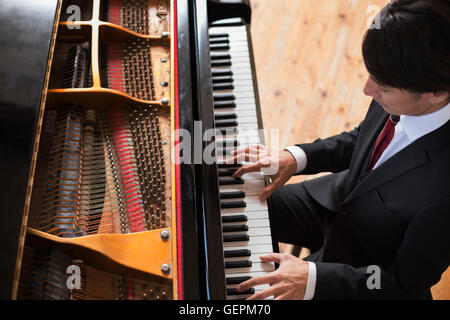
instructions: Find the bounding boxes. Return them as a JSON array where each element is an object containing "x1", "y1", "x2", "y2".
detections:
[{"x1": 295, "y1": 100, "x2": 450, "y2": 299}]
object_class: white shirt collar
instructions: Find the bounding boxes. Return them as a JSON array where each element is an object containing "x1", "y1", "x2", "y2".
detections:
[{"x1": 399, "y1": 100, "x2": 450, "y2": 142}]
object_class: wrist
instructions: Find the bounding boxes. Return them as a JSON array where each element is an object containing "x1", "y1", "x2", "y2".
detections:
[{"x1": 284, "y1": 146, "x2": 307, "y2": 173}]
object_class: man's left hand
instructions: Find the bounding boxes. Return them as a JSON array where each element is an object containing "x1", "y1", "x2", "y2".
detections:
[{"x1": 236, "y1": 253, "x2": 309, "y2": 300}]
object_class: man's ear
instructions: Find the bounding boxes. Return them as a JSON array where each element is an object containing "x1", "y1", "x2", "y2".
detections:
[{"x1": 430, "y1": 91, "x2": 450, "y2": 105}]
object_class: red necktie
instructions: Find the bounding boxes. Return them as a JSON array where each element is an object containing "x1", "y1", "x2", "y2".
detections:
[{"x1": 368, "y1": 115, "x2": 400, "y2": 170}]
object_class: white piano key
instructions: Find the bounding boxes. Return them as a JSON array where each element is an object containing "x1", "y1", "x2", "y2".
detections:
[
  {"x1": 224, "y1": 250, "x2": 273, "y2": 263},
  {"x1": 219, "y1": 186, "x2": 264, "y2": 197},
  {"x1": 214, "y1": 87, "x2": 254, "y2": 96},
  {"x1": 236, "y1": 195, "x2": 268, "y2": 204},
  {"x1": 226, "y1": 284, "x2": 271, "y2": 295},
  {"x1": 235, "y1": 117, "x2": 259, "y2": 125},
  {"x1": 215, "y1": 110, "x2": 257, "y2": 118},
  {"x1": 236, "y1": 124, "x2": 259, "y2": 131},
  {"x1": 223, "y1": 244, "x2": 274, "y2": 255},
  {"x1": 223, "y1": 235, "x2": 273, "y2": 248},
  {"x1": 222, "y1": 219, "x2": 271, "y2": 228},
  {"x1": 226, "y1": 271, "x2": 275, "y2": 282},
  {"x1": 212, "y1": 71, "x2": 253, "y2": 81},
  {"x1": 223, "y1": 227, "x2": 272, "y2": 237},
  {"x1": 241, "y1": 172, "x2": 267, "y2": 181},
  {"x1": 225, "y1": 261, "x2": 276, "y2": 274},
  {"x1": 218, "y1": 79, "x2": 254, "y2": 87},
  {"x1": 221, "y1": 203, "x2": 268, "y2": 214},
  {"x1": 210, "y1": 27, "x2": 247, "y2": 36},
  {"x1": 219, "y1": 179, "x2": 265, "y2": 190}
]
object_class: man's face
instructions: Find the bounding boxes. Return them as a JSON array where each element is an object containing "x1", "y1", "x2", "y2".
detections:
[{"x1": 363, "y1": 75, "x2": 434, "y2": 116}]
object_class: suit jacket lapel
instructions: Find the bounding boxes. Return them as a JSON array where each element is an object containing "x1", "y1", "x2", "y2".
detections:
[
  {"x1": 344, "y1": 115, "x2": 450, "y2": 204},
  {"x1": 344, "y1": 146, "x2": 428, "y2": 204},
  {"x1": 344, "y1": 104, "x2": 388, "y2": 195}
]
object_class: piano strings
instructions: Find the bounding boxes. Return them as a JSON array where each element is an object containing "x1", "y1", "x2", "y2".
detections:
[
  {"x1": 104, "y1": 0, "x2": 169, "y2": 36},
  {"x1": 20, "y1": 102, "x2": 171, "y2": 299},
  {"x1": 18, "y1": 246, "x2": 172, "y2": 300},
  {"x1": 18, "y1": 0, "x2": 173, "y2": 299},
  {"x1": 104, "y1": 39, "x2": 156, "y2": 101}
]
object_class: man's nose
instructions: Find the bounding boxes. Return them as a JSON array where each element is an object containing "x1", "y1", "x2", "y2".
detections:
[{"x1": 363, "y1": 77, "x2": 380, "y2": 99}]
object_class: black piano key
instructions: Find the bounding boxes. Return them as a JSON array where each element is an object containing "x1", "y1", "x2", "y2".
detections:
[
  {"x1": 214, "y1": 101, "x2": 236, "y2": 109},
  {"x1": 215, "y1": 113, "x2": 237, "y2": 120},
  {"x1": 217, "y1": 163, "x2": 242, "y2": 168},
  {"x1": 218, "y1": 168, "x2": 238, "y2": 177},
  {"x1": 210, "y1": 37, "x2": 230, "y2": 44},
  {"x1": 225, "y1": 260, "x2": 252, "y2": 269},
  {"x1": 209, "y1": 33, "x2": 229, "y2": 38},
  {"x1": 222, "y1": 215, "x2": 247, "y2": 223},
  {"x1": 220, "y1": 191, "x2": 246, "y2": 199},
  {"x1": 227, "y1": 288, "x2": 255, "y2": 296},
  {"x1": 212, "y1": 75, "x2": 234, "y2": 83},
  {"x1": 214, "y1": 93, "x2": 235, "y2": 101},
  {"x1": 226, "y1": 276, "x2": 252, "y2": 285},
  {"x1": 219, "y1": 177, "x2": 244, "y2": 186},
  {"x1": 211, "y1": 54, "x2": 231, "y2": 60},
  {"x1": 216, "y1": 148, "x2": 235, "y2": 157},
  {"x1": 224, "y1": 249, "x2": 251, "y2": 258},
  {"x1": 223, "y1": 234, "x2": 249, "y2": 242},
  {"x1": 215, "y1": 119, "x2": 237, "y2": 127},
  {"x1": 223, "y1": 224, "x2": 248, "y2": 232},
  {"x1": 216, "y1": 138, "x2": 239, "y2": 147},
  {"x1": 218, "y1": 128, "x2": 238, "y2": 135},
  {"x1": 210, "y1": 43, "x2": 230, "y2": 51},
  {"x1": 213, "y1": 83, "x2": 234, "y2": 90},
  {"x1": 211, "y1": 59, "x2": 232, "y2": 67},
  {"x1": 221, "y1": 201, "x2": 247, "y2": 209},
  {"x1": 212, "y1": 70, "x2": 233, "y2": 77}
]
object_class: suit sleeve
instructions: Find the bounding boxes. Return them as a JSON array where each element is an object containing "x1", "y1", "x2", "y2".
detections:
[
  {"x1": 295, "y1": 100, "x2": 383, "y2": 174},
  {"x1": 312, "y1": 198, "x2": 450, "y2": 299},
  {"x1": 296, "y1": 125, "x2": 361, "y2": 175}
]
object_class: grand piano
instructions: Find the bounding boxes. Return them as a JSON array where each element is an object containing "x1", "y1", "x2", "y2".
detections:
[{"x1": 0, "y1": 0, "x2": 278, "y2": 300}]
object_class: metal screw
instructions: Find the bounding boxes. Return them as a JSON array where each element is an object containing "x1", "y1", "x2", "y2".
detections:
[
  {"x1": 160, "y1": 230, "x2": 169, "y2": 241},
  {"x1": 161, "y1": 264, "x2": 170, "y2": 274},
  {"x1": 161, "y1": 98, "x2": 170, "y2": 105},
  {"x1": 161, "y1": 140, "x2": 168, "y2": 145}
]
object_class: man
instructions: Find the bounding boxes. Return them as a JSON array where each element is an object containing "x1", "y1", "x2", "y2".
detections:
[{"x1": 231, "y1": 0, "x2": 450, "y2": 299}]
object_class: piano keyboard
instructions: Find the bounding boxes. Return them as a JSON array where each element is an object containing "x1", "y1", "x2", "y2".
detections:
[{"x1": 209, "y1": 23, "x2": 276, "y2": 300}]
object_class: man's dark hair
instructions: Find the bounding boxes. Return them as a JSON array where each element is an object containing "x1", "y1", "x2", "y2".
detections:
[{"x1": 362, "y1": 0, "x2": 450, "y2": 93}]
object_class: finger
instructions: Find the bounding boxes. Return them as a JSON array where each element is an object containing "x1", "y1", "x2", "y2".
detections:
[
  {"x1": 226, "y1": 152, "x2": 261, "y2": 164},
  {"x1": 231, "y1": 145, "x2": 264, "y2": 156},
  {"x1": 259, "y1": 177, "x2": 286, "y2": 201},
  {"x1": 274, "y1": 293, "x2": 290, "y2": 301},
  {"x1": 246, "y1": 284, "x2": 285, "y2": 301},
  {"x1": 259, "y1": 253, "x2": 282, "y2": 264},
  {"x1": 237, "y1": 274, "x2": 272, "y2": 292},
  {"x1": 232, "y1": 159, "x2": 271, "y2": 177}
]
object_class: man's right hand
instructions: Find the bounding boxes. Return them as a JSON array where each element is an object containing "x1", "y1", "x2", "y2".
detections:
[{"x1": 227, "y1": 145, "x2": 298, "y2": 201}]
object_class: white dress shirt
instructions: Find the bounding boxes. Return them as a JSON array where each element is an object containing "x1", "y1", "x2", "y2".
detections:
[{"x1": 285, "y1": 100, "x2": 450, "y2": 300}]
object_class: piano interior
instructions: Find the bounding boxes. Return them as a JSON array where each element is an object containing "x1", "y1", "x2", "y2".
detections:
[
  {"x1": 3, "y1": 0, "x2": 276, "y2": 301},
  {"x1": 16, "y1": 0, "x2": 175, "y2": 300}
]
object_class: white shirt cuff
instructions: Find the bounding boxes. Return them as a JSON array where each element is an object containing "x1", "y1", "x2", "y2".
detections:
[
  {"x1": 284, "y1": 146, "x2": 307, "y2": 174},
  {"x1": 304, "y1": 262, "x2": 317, "y2": 300}
]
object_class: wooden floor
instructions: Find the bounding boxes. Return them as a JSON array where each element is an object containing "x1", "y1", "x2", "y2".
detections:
[{"x1": 249, "y1": 0, "x2": 449, "y2": 300}]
